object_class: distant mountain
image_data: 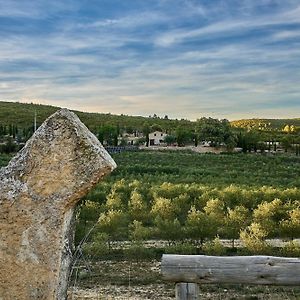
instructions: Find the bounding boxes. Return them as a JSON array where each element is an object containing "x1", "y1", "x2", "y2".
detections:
[
  {"x1": 0, "y1": 101, "x2": 193, "y2": 133},
  {"x1": 231, "y1": 118, "x2": 300, "y2": 131}
]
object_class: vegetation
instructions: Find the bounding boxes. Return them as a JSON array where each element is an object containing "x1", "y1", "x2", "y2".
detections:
[
  {"x1": 0, "y1": 101, "x2": 193, "y2": 141},
  {"x1": 69, "y1": 151, "x2": 300, "y2": 258},
  {"x1": 1, "y1": 101, "x2": 300, "y2": 151},
  {"x1": 0, "y1": 102, "x2": 300, "y2": 295},
  {"x1": 231, "y1": 118, "x2": 300, "y2": 131},
  {"x1": 2, "y1": 150, "x2": 299, "y2": 257},
  {"x1": 1, "y1": 101, "x2": 300, "y2": 259}
]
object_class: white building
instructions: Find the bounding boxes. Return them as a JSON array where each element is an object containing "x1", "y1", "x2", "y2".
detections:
[{"x1": 149, "y1": 131, "x2": 168, "y2": 146}]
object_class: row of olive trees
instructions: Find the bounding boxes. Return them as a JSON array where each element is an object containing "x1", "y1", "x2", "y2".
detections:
[{"x1": 76, "y1": 180, "x2": 300, "y2": 253}]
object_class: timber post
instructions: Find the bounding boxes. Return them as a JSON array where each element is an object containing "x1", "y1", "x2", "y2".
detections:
[{"x1": 175, "y1": 282, "x2": 199, "y2": 300}]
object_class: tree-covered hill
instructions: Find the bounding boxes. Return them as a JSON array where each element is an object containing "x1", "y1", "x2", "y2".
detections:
[
  {"x1": 1, "y1": 101, "x2": 299, "y2": 138},
  {"x1": 0, "y1": 101, "x2": 193, "y2": 134},
  {"x1": 231, "y1": 118, "x2": 300, "y2": 131}
]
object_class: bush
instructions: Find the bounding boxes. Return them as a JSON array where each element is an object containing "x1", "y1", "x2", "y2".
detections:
[
  {"x1": 202, "y1": 237, "x2": 226, "y2": 256},
  {"x1": 281, "y1": 240, "x2": 300, "y2": 257},
  {"x1": 165, "y1": 242, "x2": 197, "y2": 255},
  {"x1": 82, "y1": 233, "x2": 110, "y2": 259},
  {"x1": 240, "y1": 223, "x2": 272, "y2": 254},
  {"x1": 124, "y1": 242, "x2": 155, "y2": 261}
]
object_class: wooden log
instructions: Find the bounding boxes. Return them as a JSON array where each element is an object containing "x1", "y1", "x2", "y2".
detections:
[
  {"x1": 162, "y1": 255, "x2": 300, "y2": 286},
  {"x1": 175, "y1": 283, "x2": 199, "y2": 300}
]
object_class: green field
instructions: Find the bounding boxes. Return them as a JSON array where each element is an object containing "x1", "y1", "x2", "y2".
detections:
[
  {"x1": 70, "y1": 151, "x2": 300, "y2": 258},
  {"x1": 0, "y1": 153, "x2": 12, "y2": 167},
  {"x1": 110, "y1": 150, "x2": 300, "y2": 187},
  {"x1": 2, "y1": 151, "x2": 300, "y2": 298},
  {"x1": 2, "y1": 151, "x2": 299, "y2": 250}
]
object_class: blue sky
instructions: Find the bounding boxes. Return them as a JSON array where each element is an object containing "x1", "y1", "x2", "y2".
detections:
[{"x1": 0, "y1": 0, "x2": 300, "y2": 120}]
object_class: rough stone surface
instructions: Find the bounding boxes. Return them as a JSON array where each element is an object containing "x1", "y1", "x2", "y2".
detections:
[{"x1": 0, "y1": 109, "x2": 116, "y2": 300}]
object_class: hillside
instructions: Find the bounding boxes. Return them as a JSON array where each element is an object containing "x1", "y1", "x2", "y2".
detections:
[
  {"x1": 231, "y1": 118, "x2": 300, "y2": 131},
  {"x1": 1, "y1": 101, "x2": 299, "y2": 134},
  {"x1": 0, "y1": 101, "x2": 193, "y2": 133}
]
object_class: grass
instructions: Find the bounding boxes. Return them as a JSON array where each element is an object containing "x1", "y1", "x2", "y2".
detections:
[
  {"x1": 69, "y1": 260, "x2": 300, "y2": 299},
  {"x1": 109, "y1": 150, "x2": 300, "y2": 187},
  {"x1": 0, "y1": 153, "x2": 12, "y2": 167},
  {"x1": 2, "y1": 151, "x2": 300, "y2": 299}
]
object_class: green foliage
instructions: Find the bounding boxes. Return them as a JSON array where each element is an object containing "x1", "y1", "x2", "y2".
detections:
[
  {"x1": 82, "y1": 232, "x2": 110, "y2": 258},
  {"x1": 202, "y1": 237, "x2": 226, "y2": 255},
  {"x1": 196, "y1": 117, "x2": 235, "y2": 147},
  {"x1": 240, "y1": 223, "x2": 272, "y2": 254},
  {"x1": 1, "y1": 147, "x2": 299, "y2": 255},
  {"x1": 280, "y1": 240, "x2": 300, "y2": 257},
  {"x1": 129, "y1": 221, "x2": 150, "y2": 241},
  {"x1": 97, "y1": 209, "x2": 128, "y2": 242},
  {"x1": 0, "y1": 153, "x2": 13, "y2": 167},
  {"x1": 70, "y1": 150, "x2": 300, "y2": 250},
  {"x1": 111, "y1": 151, "x2": 300, "y2": 187},
  {"x1": 185, "y1": 206, "x2": 218, "y2": 244},
  {"x1": 165, "y1": 242, "x2": 197, "y2": 255},
  {"x1": 280, "y1": 206, "x2": 300, "y2": 239},
  {"x1": 253, "y1": 199, "x2": 288, "y2": 237},
  {"x1": 164, "y1": 134, "x2": 176, "y2": 145},
  {"x1": 0, "y1": 101, "x2": 194, "y2": 141},
  {"x1": 128, "y1": 190, "x2": 147, "y2": 222},
  {"x1": 224, "y1": 205, "x2": 249, "y2": 246},
  {"x1": 124, "y1": 241, "x2": 155, "y2": 261},
  {"x1": 231, "y1": 118, "x2": 300, "y2": 131},
  {"x1": 153, "y1": 217, "x2": 183, "y2": 242}
]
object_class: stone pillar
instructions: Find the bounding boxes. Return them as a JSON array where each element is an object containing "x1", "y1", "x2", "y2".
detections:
[{"x1": 0, "y1": 109, "x2": 116, "y2": 299}]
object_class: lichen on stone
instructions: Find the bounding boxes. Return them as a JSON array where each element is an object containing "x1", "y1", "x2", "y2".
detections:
[{"x1": 0, "y1": 108, "x2": 116, "y2": 300}]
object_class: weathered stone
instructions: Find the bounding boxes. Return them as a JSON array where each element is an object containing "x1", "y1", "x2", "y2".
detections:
[{"x1": 0, "y1": 109, "x2": 116, "y2": 300}]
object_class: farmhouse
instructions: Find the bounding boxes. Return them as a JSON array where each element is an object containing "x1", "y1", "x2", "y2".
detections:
[
  {"x1": 119, "y1": 131, "x2": 143, "y2": 145},
  {"x1": 149, "y1": 131, "x2": 168, "y2": 145}
]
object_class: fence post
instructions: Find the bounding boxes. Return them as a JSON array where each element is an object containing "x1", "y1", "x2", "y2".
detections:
[{"x1": 176, "y1": 282, "x2": 199, "y2": 300}]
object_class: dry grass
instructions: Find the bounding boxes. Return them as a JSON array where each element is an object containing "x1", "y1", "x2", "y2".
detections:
[{"x1": 68, "y1": 260, "x2": 300, "y2": 299}]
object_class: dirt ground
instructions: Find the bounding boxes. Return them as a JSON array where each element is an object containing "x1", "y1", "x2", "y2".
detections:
[{"x1": 67, "y1": 260, "x2": 300, "y2": 300}]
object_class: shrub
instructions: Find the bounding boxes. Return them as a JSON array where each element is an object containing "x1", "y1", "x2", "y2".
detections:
[
  {"x1": 124, "y1": 242, "x2": 155, "y2": 261},
  {"x1": 82, "y1": 233, "x2": 110, "y2": 259},
  {"x1": 281, "y1": 240, "x2": 300, "y2": 257},
  {"x1": 165, "y1": 242, "x2": 197, "y2": 255},
  {"x1": 202, "y1": 237, "x2": 226, "y2": 256},
  {"x1": 240, "y1": 223, "x2": 272, "y2": 254}
]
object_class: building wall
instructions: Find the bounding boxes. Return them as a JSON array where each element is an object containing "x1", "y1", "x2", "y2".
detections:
[{"x1": 149, "y1": 131, "x2": 167, "y2": 145}]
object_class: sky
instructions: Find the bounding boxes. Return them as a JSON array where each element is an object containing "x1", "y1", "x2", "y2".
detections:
[{"x1": 0, "y1": 0, "x2": 300, "y2": 120}]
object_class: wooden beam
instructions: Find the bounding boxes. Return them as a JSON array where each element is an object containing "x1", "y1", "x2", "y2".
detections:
[
  {"x1": 162, "y1": 255, "x2": 300, "y2": 286},
  {"x1": 175, "y1": 283, "x2": 199, "y2": 300}
]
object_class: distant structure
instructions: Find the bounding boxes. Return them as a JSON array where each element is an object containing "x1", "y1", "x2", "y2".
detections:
[
  {"x1": 149, "y1": 131, "x2": 168, "y2": 146},
  {"x1": 34, "y1": 110, "x2": 37, "y2": 132}
]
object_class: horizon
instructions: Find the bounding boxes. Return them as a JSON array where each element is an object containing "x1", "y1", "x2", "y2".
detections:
[
  {"x1": 0, "y1": 1, "x2": 300, "y2": 120},
  {"x1": 1, "y1": 100, "x2": 299, "y2": 122}
]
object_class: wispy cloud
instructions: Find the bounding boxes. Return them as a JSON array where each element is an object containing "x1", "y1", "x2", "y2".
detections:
[
  {"x1": 154, "y1": 4, "x2": 300, "y2": 47},
  {"x1": 0, "y1": 0, "x2": 300, "y2": 120},
  {"x1": 272, "y1": 29, "x2": 300, "y2": 40}
]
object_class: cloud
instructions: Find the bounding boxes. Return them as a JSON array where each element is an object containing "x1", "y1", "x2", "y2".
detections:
[
  {"x1": 0, "y1": 0, "x2": 300, "y2": 120},
  {"x1": 154, "y1": 4, "x2": 300, "y2": 47},
  {"x1": 272, "y1": 30, "x2": 300, "y2": 40},
  {"x1": 75, "y1": 12, "x2": 169, "y2": 30},
  {"x1": 0, "y1": 0, "x2": 76, "y2": 19}
]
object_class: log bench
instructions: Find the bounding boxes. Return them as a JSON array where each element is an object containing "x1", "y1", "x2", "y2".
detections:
[{"x1": 161, "y1": 254, "x2": 300, "y2": 300}]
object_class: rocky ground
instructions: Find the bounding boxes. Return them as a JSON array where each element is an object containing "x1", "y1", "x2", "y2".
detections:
[{"x1": 67, "y1": 260, "x2": 300, "y2": 300}]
